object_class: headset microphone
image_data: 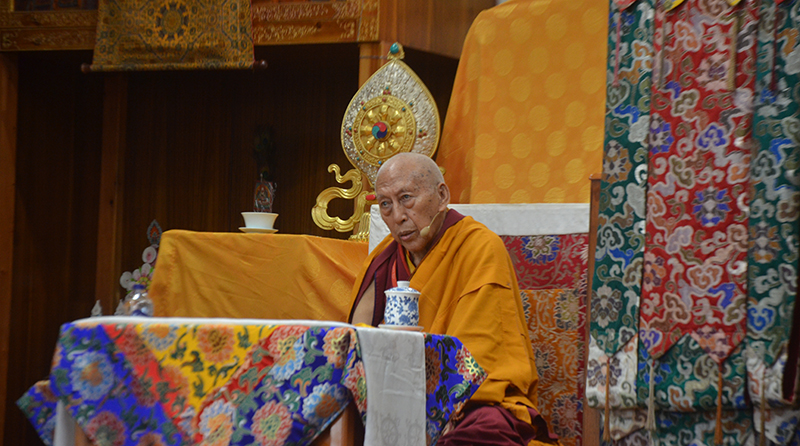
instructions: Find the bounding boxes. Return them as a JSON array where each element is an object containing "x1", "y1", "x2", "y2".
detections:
[{"x1": 419, "y1": 210, "x2": 443, "y2": 238}]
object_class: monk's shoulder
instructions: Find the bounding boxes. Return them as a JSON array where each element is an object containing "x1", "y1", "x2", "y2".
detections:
[{"x1": 449, "y1": 217, "x2": 511, "y2": 262}]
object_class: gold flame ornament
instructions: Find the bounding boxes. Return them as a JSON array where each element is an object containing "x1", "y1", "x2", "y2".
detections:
[
  {"x1": 341, "y1": 42, "x2": 441, "y2": 186},
  {"x1": 311, "y1": 164, "x2": 372, "y2": 241}
]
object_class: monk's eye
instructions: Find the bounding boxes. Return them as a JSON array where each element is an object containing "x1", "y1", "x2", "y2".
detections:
[{"x1": 379, "y1": 200, "x2": 391, "y2": 209}]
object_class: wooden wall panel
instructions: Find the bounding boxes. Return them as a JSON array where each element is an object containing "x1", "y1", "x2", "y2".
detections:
[
  {"x1": 119, "y1": 44, "x2": 363, "y2": 281},
  {"x1": 4, "y1": 50, "x2": 104, "y2": 446},
  {"x1": 94, "y1": 74, "x2": 127, "y2": 314},
  {"x1": 379, "y1": 0, "x2": 495, "y2": 58},
  {"x1": 402, "y1": 47, "x2": 459, "y2": 162}
]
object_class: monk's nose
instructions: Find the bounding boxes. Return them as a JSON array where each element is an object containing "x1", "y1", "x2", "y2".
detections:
[{"x1": 391, "y1": 206, "x2": 407, "y2": 224}]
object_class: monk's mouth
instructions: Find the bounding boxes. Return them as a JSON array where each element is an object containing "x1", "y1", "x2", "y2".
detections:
[{"x1": 398, "y1": 230, "x2": 416, "y2": 241}]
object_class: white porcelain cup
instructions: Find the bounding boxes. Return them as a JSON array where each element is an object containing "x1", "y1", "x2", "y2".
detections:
[
  {"x1": 241, "y1": 212, "x2": 278, "y2": 229},
  {"x1": 384, "y1": 281, "x2": 420, "y2": 326}
]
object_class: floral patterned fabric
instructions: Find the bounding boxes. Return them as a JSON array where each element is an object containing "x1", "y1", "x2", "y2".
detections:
[
  {"x1": 591, "y1": 0, "x2": 653, "y2": 367},
  {"x1": 600, "y1": 409, "x2": 756, "y2": 446},
  {"x1": 641, "y1": 0, "x2": 757, "y2": 366},
  {"x1": 746, "y1": 0, "x2": 800, "y2": 440},
  {"x1": 587, "y1": 0, "x2": 655, "y2": 423},
  {"x1": 424, "y1": 334, "x2": 487, "y2": 444},
  {"x1": 16, "y1": 381, "x2": 58, "y2": 446},
  {"x1": 505, "y1": 234, "x2": 589, "y2": 291},
  {"x1": 747, "y1": 0, "x2": 800, "y2": 407},
  {"x1": 504, "y1": 234, "x2": 588, "y2": 446},
  {"x1": 18, "y1": 319, "x2": 484, "y2": 446},
  {"x1": 590, "y1": 0, "x2": 800, "y2": 442}
]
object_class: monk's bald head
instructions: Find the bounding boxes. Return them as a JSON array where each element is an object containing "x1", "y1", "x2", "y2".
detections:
[
  {"x1": 376, "y1": 152, "x2": 445, "y2": 193},
  {"x1": 374, "y1": 152, "x2": 450, "y2": 265}
]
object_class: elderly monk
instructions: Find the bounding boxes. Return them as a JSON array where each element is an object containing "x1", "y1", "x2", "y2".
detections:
[{"x1": 348, "y1": 153, "x2": 558, "y2": 445}]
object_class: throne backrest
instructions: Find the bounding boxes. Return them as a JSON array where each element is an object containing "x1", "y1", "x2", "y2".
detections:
[{"x1": 369, "y1": 203, "x2": 590, "y2": 446}]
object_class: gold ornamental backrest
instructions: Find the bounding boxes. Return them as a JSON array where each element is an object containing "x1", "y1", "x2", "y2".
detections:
[{"x1": 312, "y1": 43, "x2": 441, "y2": 241}]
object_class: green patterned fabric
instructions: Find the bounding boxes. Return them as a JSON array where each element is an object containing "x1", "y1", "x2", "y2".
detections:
[
  {"x1": 639, "y1": 337, "x2": 748, "y2": 412},
  {"x1": 601, "y1": 409, "x2": 756, "y2": 446},
  {"x1": 91, "y1": 0, "x2": 253, "y2": 71},
  {"x1": 592, "y1": 0, "x2": 800, "y2": 442},
  {"x1": 587, "y1": 0, "x2": 653, "y2": 417},
  {"x1": 591, "y1": 0, "x2": 652, "y2": 359},
  {"x1": 747, "y1": 0, "x2": 800, "y2": 402},
  {"x1": 745, "y1": 0, "x2": 800, "y2": 441}
]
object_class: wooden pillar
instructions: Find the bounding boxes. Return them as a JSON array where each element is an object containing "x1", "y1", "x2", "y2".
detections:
[
  {"x1": 584, "y1": 172, "x2": 602, "y2": 446},
  {"x1": 358, "y1": 41, "x2": 393, "y2": 87},
  {"x1": 94, "y1": 74, "x2": 128, "y2": 313},
  {"x1": 0, "y1": 52, "x2": 18, "y2": 446}
]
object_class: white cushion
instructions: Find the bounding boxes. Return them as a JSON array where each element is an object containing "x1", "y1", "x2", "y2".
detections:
[{"x1": 369, "y1": 203, "x2": 590, "y2": 253}]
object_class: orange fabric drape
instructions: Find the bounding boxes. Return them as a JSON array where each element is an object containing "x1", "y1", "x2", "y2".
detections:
[
  {"x1": 438, "y1": 0, "x2": 608, "y2": 204},
  {"x1": 149, "y1": 230, "x2": 367, "y2": 321}
]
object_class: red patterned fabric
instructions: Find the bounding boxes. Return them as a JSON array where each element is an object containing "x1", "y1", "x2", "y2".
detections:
[
  {"x1": 504, "y1": 234, "x2": 589, "y2": 291},
  {"x1": 502, "y1": 234, "x2": 588, "y2": 446},
  {"x1": 640, "y1": 0, "x2": 757, "y2": 363}
]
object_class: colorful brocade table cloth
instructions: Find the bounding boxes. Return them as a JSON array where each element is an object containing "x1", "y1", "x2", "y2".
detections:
[{"x1": 18, "y1": 317, "x2": 485, "y2": 446}]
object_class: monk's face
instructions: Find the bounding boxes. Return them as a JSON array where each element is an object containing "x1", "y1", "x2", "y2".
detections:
[{"x1": 376, "y1": 158, "x2": 449, "y2": 265}]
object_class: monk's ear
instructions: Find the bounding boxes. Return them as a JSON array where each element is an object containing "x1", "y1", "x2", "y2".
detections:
[{"x1": 437, "y1": 182, "x2": 451, "y2": 209}]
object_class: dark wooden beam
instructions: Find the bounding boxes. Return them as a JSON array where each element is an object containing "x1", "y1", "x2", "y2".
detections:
[{"x1": 0, "y1": 52, "x2": 18, "y2": 446}]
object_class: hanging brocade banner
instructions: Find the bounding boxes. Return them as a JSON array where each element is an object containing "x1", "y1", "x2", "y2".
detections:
[
  {"x1": 640, "y1": 0, "x2": 757, "y2": 431},
  {"x1": 747, "y1": 0, "x2": 800, "y2": 441},
  {"x1": 89, "y1": 0, "x2": 254, "y2": 71},
  {"x1": 588, "y1": 0, "x2": 654, "y2": 439}
]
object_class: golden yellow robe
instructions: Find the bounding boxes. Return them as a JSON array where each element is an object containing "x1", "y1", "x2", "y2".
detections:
[{"x1": 349, "y1": 215, "x2": 540, "y2": 424}]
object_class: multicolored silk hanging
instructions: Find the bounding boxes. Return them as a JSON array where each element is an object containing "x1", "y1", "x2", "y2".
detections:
[
  {"x1": 747, "y1": 0, "x2": 800, "y2": 442},
  {"x1": 641, "y1": 0, "x2": 758, "y2": 439},
  {"x1": 588, "y1": 0, "x2": 654, "y2": 439}
]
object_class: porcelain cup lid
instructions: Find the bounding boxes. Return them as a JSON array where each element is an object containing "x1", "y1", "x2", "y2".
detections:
[{"x1": 386, "y1": 281, "x2": 420, "y2": 295}]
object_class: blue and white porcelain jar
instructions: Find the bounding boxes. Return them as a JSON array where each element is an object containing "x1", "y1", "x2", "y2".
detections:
[{"x1": 383, "y1": 281, "x2": 421, "y2": 327}]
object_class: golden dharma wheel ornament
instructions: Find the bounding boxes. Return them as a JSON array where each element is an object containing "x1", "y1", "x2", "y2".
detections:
[
  {"x1": 352, "y1": 95, "x2": 416, "y2": 165},
  {"x1": 341, "y1": 42, "x2": 441, "y2": 186}
]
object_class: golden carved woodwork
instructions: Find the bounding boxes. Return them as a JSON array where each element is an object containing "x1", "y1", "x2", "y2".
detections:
[
  {"x1": 0, "y1": 0, "x2": 489, "y2": 55},
  {"x1": 311, "y1": 164, "x2": 373, "y2": 242},
  {"x1": 250, "y1": 0, "x2": 375, "y2": 45},
  {"x1": 1, "y1": 28, "x2": 94, "y2": 50},
  {"x1": 0, "y1": 0, "x2": 379, "y2": 51},
  {"x1": 0, "y1": 8, "x2": 95, "y2": 51}
]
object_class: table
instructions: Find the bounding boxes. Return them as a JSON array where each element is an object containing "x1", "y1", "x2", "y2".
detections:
[
  {"x1": 18, "y1": 317, "x2": 485, "y2": 446},
  {"x1": 148, "y1": 231, "x2": 369, "y2": 322}
]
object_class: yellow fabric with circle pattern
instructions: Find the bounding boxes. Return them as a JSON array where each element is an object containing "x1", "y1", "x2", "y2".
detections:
[{"x1": 438, "y1": 0, "x2": 607, "y2": 204}]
